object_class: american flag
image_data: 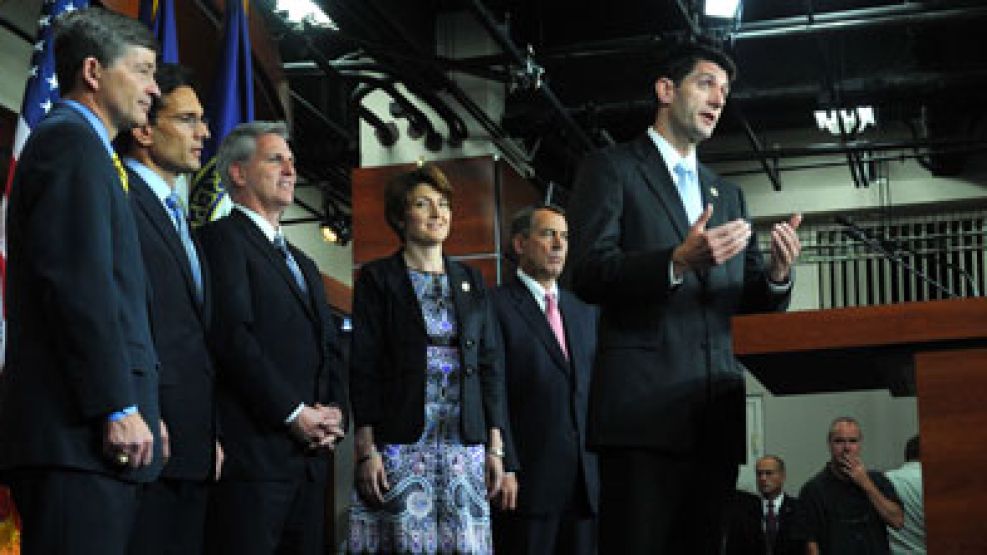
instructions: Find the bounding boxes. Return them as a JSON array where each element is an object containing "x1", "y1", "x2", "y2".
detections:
[
  {"x1": 189, "y1": 0, "x2": 254, "y2": 227},
  {"x1": 2, "y1": 0, "x2": 90, "y2": 371}
]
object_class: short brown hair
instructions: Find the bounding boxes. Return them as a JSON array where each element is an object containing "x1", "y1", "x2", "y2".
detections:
[{"x1": 383, "y1": 163, "x2": 453, "y2": 240}]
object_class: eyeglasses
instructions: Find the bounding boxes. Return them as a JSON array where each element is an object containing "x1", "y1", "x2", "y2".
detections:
[{"x1": 161, "y1": 114, "x2": 209, "y2": 128}]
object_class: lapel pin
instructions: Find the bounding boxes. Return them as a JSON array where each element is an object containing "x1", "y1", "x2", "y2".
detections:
[
  {"x1": 461, "y1": 281, "x2": 470, "y2": 293},
  {"x1": 709, "y1": 186, "x2": 719, "y2": 198}
]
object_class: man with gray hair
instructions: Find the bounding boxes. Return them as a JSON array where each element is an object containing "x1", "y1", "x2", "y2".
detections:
[
  {"x1": 0, "y1": 7, "x2": 162, "y2": 553},
  {"x1": 799, "y1": 417, "x2": 903, "y2": 555},
  {"x1": 492, "y1": 204, "x2": 599, "y2": 555},
  {"x1": 198, "y1": 121, "x2": 347, "y2": 554}
]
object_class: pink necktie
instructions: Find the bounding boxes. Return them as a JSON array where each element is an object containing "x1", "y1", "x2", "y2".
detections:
[{"x1": 545, "y1": 292, "x2": 569, "y2": 359}]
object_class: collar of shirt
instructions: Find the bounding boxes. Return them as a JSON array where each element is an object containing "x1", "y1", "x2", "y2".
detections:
[
  {"x1": 516, "y1": 267, "x2": 558, "y2": 313},
  {"x1": 234, "y1": 204, "x2": 281, "y2": 243},
  {"x1": 762, "y1": 494, "x2": 784, "y2": 517},
  {"x1": 62, "y1": 100, "x2": 114, "y2": 158},
  {"x1": 646, "y1": 126, "x2": 698, "y2": 183},
  {"x1": 123, "y1": 158, "x2": 175, "y2": 211}
]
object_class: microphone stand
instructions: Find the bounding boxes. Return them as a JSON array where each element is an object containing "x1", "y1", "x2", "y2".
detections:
[{"x1": 838, "y1": 225, "x2": 959, "y2": 299}]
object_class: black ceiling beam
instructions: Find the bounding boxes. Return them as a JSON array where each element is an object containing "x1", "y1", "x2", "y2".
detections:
[
  {"x1": 703, "y1": 138, "x2": 987, "y2": 164},
  {"x1": 733, "y1": 3, "x2": 987, "y2": 41},
  {"x1": 464, "y1": 0, "x2": 595, "y2": 154},
  {"x1": 463, "y1": 4, "x2": 987, "y2": 65},
  {"x1": 733, "y1": 108, "x2": 782, "y2": 191}
]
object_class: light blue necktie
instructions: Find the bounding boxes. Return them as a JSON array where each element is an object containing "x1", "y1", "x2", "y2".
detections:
[
  {"x1": 273, "y1": 234, "x2": 308, "y2": 295},
  {"x1": 165, "y1": 192, "x2": 204, "y2": 304},
  {"x1": 673, "y1": 162, "x2": 703, "y2": 225}
]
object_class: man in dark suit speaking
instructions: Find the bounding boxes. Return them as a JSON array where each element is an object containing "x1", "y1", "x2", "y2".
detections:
[
  {"x1": 115, "y1": 63, "x2": 218, "y2": 555},
  {"x1": 199, "y1": 121, "x2": 347, "y2": 555},
  {"x1": 566, "y1": 41, "x2": 802, "y2": 554},
  {"x1": 493, "y1": 205, "x2": 599, "y2": 555},
  {"x1": 0, "y1": 7, "x2": 163, "y2": 554}
]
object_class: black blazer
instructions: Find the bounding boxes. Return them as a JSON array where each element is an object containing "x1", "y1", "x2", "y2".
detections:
[
  {"x1": 726, "y1": 491, "x2": 807, "y2": 555},
  {"x1": 348, "y1": 252, "x2": 505, "y2": 446},
  {"x1": 128, "y1": 167, "x2": 217, "y2": 481},
  {"x1": 0, "y1": 103, "x2": 162, "y2": 482},
  {"x1": 493, "y1": 278, "x2": 599, "y2": 515},
  {"x1": 566, "y1": 134, "x2": 791, "y2": 461},
  {"x1": 198, "y1": 209, "x2": 346, "y2": 481}
]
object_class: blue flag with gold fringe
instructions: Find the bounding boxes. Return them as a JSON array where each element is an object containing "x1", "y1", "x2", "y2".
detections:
[
  {"x1": 189, "y1": 0, "x2": 254, "y2": 226},
  {"x1": 138, "y1": 0, "x2": 179, "y2": 63}
]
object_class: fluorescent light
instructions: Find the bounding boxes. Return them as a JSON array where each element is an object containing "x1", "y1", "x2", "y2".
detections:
[
  {"x1": 814, "y1": 107, "x2": 877, "y2": 135},
  {"x1": 705, "y1": 0, "x2": 741, "y2": 18},
  {"x1": 275, "y1": 0, "x2": 338, "y2": 29}
]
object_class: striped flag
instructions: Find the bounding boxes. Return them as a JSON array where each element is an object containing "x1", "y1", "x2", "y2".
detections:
[
  {"x1": 3, "y1": 0, "x2": 90, "y2": 368},
  {"x1": 1, "y1": 1, "x2": 90, "y2": 546},
  {"x1": 138, "y1": 0, "x2": 179, "y2": 63},
  {"x1": 188, "y1": 0, "x2": 254, "y2": 227}
]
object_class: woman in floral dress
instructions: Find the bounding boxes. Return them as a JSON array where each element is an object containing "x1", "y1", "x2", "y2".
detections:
[{"x1": 347, "y1": 165, "x2": 509, "y2": 554}]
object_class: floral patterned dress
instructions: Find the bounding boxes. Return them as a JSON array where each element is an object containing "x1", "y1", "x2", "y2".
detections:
[{"x1": 347, "y1": 270, "x2": 492, "y2": 554}]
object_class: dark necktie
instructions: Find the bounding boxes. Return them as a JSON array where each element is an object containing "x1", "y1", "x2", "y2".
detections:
[
  {"x1": 165, "y1": 192, "x2": 203, "y2": 303},
  {"x1": 765, "y1": 501, "x2": 779, "y2": 553},
  {"x1": 274, "y1": 233, "x2": 308, "y2": 295},
  {"x1": 545, "y1": 292, "x2": 569, "y2": 359}
]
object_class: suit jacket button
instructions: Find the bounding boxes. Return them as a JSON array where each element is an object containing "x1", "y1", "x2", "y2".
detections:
[{"x1": 465, "y1": 366, "x2": 475, "y2": 375}]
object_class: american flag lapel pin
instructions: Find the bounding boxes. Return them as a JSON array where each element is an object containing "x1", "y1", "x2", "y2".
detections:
[
  {"x1": 461, "y1": 281, "x2": 470, "y2": 293},
  {"x1": 709, "y1": 186, "x2": 719, "y2": 198}
]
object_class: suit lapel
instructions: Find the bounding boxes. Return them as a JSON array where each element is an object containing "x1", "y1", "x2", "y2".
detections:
[
  {"x1": 508, "y1": 280, "x2": 570, "y2": 373},
  {"x1": 631, "y1": 135, "x2": 690, "y2": 240},
  {"x1": 232, "y1": 211, "x2": 315, "y2": 318},
  {"x1": 129, "y1": 172, "x2": 202, "y2": 313},
  {"x1": 446, "y1": 258, "x2": 472, "y2": 340},
  {"x1": 697, "y1": 164, "x2": 725, "y2": 230}
]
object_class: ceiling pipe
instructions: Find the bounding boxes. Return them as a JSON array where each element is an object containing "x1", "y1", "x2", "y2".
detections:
[
  {"x1": 733, "y1": 4, "x2": 987, "y2": 41},
  {"x1": 702, "y1": 138, "x2": 987, "y2": 164},
  {"x1": 461, "y1": 4, "x2": 987, "y2": 65}
]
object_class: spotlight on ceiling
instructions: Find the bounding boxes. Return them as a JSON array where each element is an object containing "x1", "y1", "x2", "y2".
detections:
[
  {"x1": 320, "y1": 200, "x2": 351, "y2": 246},
  {"x1": 275, "y1": 0, "x2": 338, "y2": 30},
  {"x1": 705, "y1": 0, "x2": 742, "y2": 19}
]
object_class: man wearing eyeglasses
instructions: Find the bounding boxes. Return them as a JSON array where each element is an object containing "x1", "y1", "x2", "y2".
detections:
[{"x1": 114, "y1": 63, "x2": 216, "y2": 555}]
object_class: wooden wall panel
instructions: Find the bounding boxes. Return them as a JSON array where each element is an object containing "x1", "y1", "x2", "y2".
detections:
[
  {"x1": 915, "y1": 348, "x2": 987, "y2": 554},
  {"x1": 352, "y1": 157, "x2": 498, "y2": 266},
  {"x1": 352, "y1": 156, "x2": 541, "y2": 288}
]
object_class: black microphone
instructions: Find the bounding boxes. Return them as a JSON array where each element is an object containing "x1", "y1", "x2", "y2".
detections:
[
  {"x1": 834, "y1": 215, "x2": 868, "y2": 243},
  {"x1": 834, "y1": 215, "x2": 959, "y2": 299}
]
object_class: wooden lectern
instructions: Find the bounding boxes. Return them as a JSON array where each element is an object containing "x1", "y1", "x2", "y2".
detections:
[{"x1": 733, "y1": 298, "x2": 987, "y2": 554}]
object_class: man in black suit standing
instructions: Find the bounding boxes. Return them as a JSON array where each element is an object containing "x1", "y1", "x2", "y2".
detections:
[
  {"x1": 115, "y1": 63, "x2": 218, "y2": 555},
  {"x1": 0, "y1": 8, "x2": 163, "y2": 554},
  {"x1": 566, "y1": 41, "x2": 802, "y2": 554},
  {"x1": 492, "y1": 205, "x2": 599, "y2": 555},
  {"x1": 726, "y1": 455, "x2": 807, "y2": 555},
  {"x1": 198, "y1": 121, "x2": 347, "y2": 555}
]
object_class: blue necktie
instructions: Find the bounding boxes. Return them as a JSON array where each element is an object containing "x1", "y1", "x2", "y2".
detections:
[
  {"x1": 673, "y1": 162, "x2": 702, "y2": 225},
  {"x1": 273, "y1": 234, "x2": 308, "y2": 295},
  {"x1": 165, "y1": 192, "x2": 203, "y2": 303}
]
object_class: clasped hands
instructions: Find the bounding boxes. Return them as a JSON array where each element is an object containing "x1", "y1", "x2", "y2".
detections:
[
  {"x1": 290, "y1": 403, "x2": 345, "y2": 450},
  {"x1": 671, "y1": 204, "x2": 802, "y2": 282}
]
